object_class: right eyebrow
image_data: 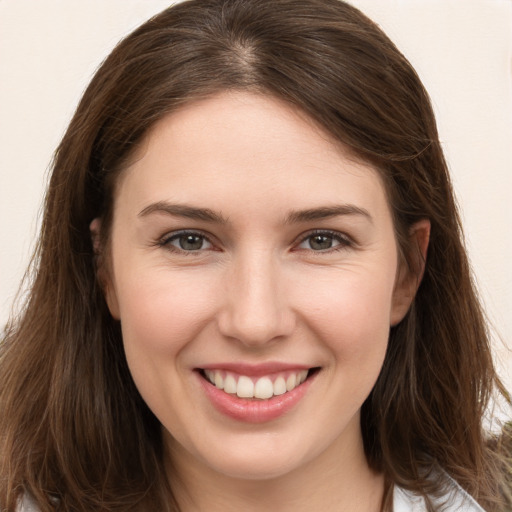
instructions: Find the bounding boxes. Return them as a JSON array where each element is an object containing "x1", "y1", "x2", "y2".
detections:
[
  {"x1": 285, "y1": 204, "x2": 373, "y2": 224},
  {"x1": 138, "y1": 201, "x2": 228, "y2": 224}
]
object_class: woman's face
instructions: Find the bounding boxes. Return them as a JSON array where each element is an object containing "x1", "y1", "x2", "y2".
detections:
[{"x1": 102, "y1": 92, "x2": 422, "y2": 482}]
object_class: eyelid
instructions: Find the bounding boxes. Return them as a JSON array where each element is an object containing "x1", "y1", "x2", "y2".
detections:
[
  {"x1": 293, "y1": 229, "x2": 354, "y2": 252},
  {"x1": 157, "y1": 229, "x2": 218, "y2": 253},
  {"x1": 154, "y1": 228, "x2": 354, "y2": 254}
]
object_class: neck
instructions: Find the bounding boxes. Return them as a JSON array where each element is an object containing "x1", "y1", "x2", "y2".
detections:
[{"x1": 164, "y1": 423, "x2": 385, "y2": 512}]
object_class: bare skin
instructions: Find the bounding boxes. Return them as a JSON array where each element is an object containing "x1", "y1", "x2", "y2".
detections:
[{"x1": 97, "y1": 91, "x2": 428, "y2": 512}]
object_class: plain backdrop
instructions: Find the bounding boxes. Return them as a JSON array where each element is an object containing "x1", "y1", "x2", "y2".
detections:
[{"x1": 1, "y1": 1, "x2": 511, "y2": 399}]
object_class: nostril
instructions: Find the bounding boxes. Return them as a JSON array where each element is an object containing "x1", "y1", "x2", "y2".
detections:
[{"x1": 216, "y1": 275, "x2": 296, "y2": 346}]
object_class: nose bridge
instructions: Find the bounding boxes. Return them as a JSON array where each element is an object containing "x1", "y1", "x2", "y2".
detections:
[{"x1": 218, "y1": 247, "x2": 294, "y2": 346}]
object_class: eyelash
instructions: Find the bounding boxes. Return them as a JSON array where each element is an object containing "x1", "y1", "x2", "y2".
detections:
[
  {"x1": 157, "y1": 230, "x2": 215, "y2": 256},
  {"x1": 295, "y1": 229, "x2": 353, "y2": 253},
  {"x1": 156, "y1": 229, "x2": 353, "y2": 255}
]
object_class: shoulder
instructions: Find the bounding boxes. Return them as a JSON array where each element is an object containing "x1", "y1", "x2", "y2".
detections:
[{"x1": 393, "y1": 474, "x2": 486, "y2": 512}]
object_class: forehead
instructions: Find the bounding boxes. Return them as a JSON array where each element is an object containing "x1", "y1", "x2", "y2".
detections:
[{"x1": 115, "y1": 92, "x2": 391, "y2": 221}]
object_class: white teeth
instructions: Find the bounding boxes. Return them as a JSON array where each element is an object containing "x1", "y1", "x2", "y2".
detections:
[
  {"x1": 224, "y1": 374, "x2": 237, "y2": 394},
  {"x1": 254, "y1": 377, "x2": 274, "y2": 399},
  {"x1": 273, "y1": 376, "x2": 287, "y2": 395},
  {"x1": 236, "y1": 376, "x2": 254, "y2": 398},
  {"x1": 286, "y1": 373, "x2": 297, "y2": 391},
  {"x1": 214, "y1": 372, "x2": 224, "y2": 389},
  {"x1": 204, "y1": 369, "x2": 311, "y2": 399}
]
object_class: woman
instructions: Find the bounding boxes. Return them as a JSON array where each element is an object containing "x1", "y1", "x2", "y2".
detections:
[{"x1": 0, "y1": 0, "x2": 510, "y2": 511}]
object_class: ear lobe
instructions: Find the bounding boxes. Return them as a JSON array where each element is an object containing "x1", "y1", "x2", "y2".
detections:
[
  {"x1": 89, "y1": 218, "x2": 121, "y2": 320},
  {"x1": 390, "y1": 219, "x2": 430, "y2": 326}
]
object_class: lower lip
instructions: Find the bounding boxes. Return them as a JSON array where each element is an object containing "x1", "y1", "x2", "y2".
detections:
[{"x1": 197, "y1": 372, "x2": 316, "y2": 423}]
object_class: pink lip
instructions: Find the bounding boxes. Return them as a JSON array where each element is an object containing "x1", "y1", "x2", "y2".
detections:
[
  {"x1": 196, "y1": 366, "x2": 317, "y2": 423},
  {"x1": 200, "y1": 362, "x2": 311, "y2": 377}
]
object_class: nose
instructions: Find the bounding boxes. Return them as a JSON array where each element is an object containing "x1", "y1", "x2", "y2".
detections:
[{"x1": 217, "y1": 250, "x2": 295, "y2": 347}]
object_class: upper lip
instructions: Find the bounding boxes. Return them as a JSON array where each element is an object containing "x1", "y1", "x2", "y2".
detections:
[{"x1": 198, "y1": 362, "x2": 314, "y2": 377}]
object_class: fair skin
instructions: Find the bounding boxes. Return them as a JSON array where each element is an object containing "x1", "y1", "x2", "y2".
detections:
[{"x1": 94, "y1": 92, "x2": 429, "y2": 512}]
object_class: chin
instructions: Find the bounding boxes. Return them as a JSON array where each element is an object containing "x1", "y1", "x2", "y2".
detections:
[{"x1": 206, "y1": 451, "x2": 304, "y2": 481}]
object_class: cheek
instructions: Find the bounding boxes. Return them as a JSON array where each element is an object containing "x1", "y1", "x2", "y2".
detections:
[
  {"x1": 113, "y1": 268, "x2": 221, "y2": 423},
  {"x1": 114, "y1": 268, "x2": 219, "y2": 358},
  {"x1": 295, "y1": 266, "x2": 395, "y2": 362}
]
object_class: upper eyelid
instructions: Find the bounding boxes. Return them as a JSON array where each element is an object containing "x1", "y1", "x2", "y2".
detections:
[
  {"x1": 156, "y1": 228, "x2": 354, "y2": 250},
  {"x1": 294, "y1": 229, "x2": 353, "y2": 246},
  {"x1": 157, "y1": 229, "x2": 218, "y2": 252},
  {"x1": 160, "y1": 229, "x2": 214, "y2": 243}
]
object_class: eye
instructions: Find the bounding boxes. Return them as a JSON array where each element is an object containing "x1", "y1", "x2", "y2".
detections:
[
  {"x1": 161, "y1": 231, "x2": 213, "y2": 252},
  {"x1": 297, "y1": 231, "x2": 351, "y2": 252}
]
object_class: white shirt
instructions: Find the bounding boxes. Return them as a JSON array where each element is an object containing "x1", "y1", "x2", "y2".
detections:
[{"x1": 393, "y1": 475, "x2": 486, "y2": 511}]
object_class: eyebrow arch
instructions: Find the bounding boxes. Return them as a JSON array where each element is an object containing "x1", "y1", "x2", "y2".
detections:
[
  {"x1": 138, "y1": 202, "x2": 228, "y2": 224},
  {"x1": 285, "y1": 205, "x2": 372, "y2": 224}
]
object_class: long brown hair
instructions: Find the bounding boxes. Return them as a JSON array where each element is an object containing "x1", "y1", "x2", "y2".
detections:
[{"x1": 1, "y1": 0, "x2": 509, "y2": 510}]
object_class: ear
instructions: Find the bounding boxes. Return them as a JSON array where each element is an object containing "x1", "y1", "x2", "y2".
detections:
[
  {"x1": 90, "y1": 218, "x2": 121, "y2": 320},
  {"x1": 390, "y1": 219, "x2": 430, "y2": 326},
  {"x1": 90, "y1": 217, "x2": 102, "y2": 255}
]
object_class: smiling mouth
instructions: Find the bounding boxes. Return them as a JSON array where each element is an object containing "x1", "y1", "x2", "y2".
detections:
[{"x1": 199, "y1": 368, "x2": 320, "y2": 400}]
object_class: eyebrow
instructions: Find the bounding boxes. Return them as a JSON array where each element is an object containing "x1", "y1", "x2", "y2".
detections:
[
  {"x1": 138, "y1": 202, "x2": 228, "y2": 223},
  {"x1": 285, "y1": 205, "x2": 372, "y2": 224},
  {"x1": 138, "y1": 201, "x2": 372, "y2": 225}
]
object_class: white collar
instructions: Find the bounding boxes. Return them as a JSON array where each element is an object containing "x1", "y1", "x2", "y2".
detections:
[{"x1": 393, "y1": 474, "x2": 486, "y2": 512}]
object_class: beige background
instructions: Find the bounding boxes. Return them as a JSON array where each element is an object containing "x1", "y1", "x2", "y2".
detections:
[{"x1": 1, "y1": 1, "x2": 511, "y2": 406}]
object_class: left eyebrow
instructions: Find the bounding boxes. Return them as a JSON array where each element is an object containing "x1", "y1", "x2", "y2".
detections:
[
  {"x1": 285, "y1": 205, "x2": 373, "y2": 224},
  {"x1": 137, "y1": 201, "x2": 228, "y2": 224}
]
